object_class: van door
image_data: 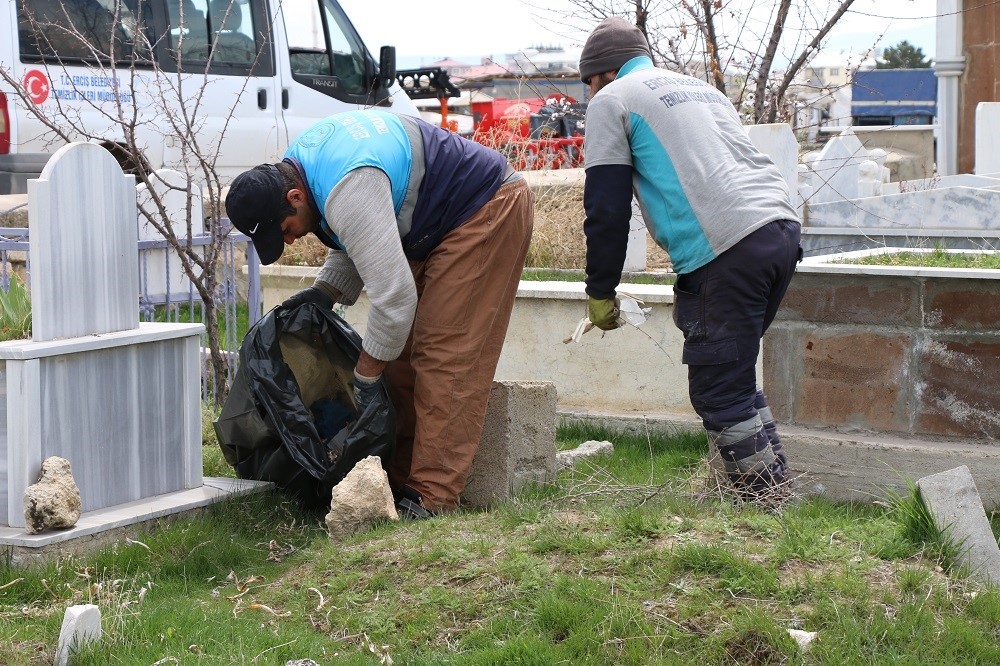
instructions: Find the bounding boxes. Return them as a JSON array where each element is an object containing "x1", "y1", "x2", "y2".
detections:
[
  {"x1": 270, "y1": 0, "x2": 413, "y2": 149},
  {"x1": 159, "y1": 0, "x2": 283, "y2": 178}
]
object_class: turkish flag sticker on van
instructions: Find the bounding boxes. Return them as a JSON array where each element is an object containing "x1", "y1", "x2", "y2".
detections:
[{"x1": 23, "y1": 70, "x2": 50, "y2": 105}]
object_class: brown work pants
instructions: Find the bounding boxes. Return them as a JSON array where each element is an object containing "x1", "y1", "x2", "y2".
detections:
[{"x1": 384, "y1": 178, "x2": 533, "y2": 512}]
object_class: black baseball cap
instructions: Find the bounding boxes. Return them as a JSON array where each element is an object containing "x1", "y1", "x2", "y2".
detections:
[{"x1": 225, "y1": 164, "x2": 286, "y2": 265}]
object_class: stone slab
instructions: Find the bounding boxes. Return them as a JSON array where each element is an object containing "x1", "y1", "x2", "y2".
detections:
[
  {"x1": 1, "y1": 477, "x2": 272, "y2": 565},
  {"x1": 917, "y1": 465, "x2": 1000, "y2": 586},
  {"x1": 557, "y1": 439, "x2": 614, "y2": 470}
]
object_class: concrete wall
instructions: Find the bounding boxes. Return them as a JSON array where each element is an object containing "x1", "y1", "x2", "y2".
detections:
[
  {"x1": 960, "y1": 1, "x2": 1000, "y2": 174},
  {"x1": 259, "y1": 267, "x2": 700, "y2": 415},
  {"x1": 764, "y1": 264, "x2": 1000, "y2": 440}
]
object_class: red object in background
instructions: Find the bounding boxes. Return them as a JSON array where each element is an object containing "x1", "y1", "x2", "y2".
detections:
[
  {"x1": 471, "y1": 96, "x2": 585, "y2": 170},
  {"x1": 471, "y1": 97, "x2": 545, "y2": 136}
]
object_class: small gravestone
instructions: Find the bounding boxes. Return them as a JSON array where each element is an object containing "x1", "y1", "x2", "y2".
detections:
[
  {"x1": 23, "y1": 456, "x2": 81, "y2": 534},
  {"x1": 974, "y1": 103, "x2": 1000, "y2": 175},
  {"x1": 917, "y1": 465, "x2": 1000, "y2": 586},
  {"x1": 806, "y1": 131, "x2": 870, "y2": 205},
  {"x1": 54, "y1": 604, "x2": 101, "y2": 666}
]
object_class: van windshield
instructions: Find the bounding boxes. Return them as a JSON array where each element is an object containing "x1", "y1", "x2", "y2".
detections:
[
  {"x1": 283, "y1": 0, "x2": 368, "y2": 95},
  {"x1": 166, "y1": 0, "x2": 261, "y2": 66},
  {"x1": 18, "y1": 0, "x2": 154, "y2": 65}
]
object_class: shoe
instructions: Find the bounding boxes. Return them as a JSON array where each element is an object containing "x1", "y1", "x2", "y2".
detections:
[{"x1": 396, "y1": 496, "x2": 435, "y2": 520}]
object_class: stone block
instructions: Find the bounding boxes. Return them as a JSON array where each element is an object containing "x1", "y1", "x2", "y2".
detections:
[
  {"x1": 462, "y1": 381, "x2": 557, "y2": 507},
  {"x1": 925, "y1": 281, "x2": 1000, "y2": 330},
  {"x1": 916, "y1": 338, "x2": 1000, "y2": 439},
  {"x1": 797, "y1": 331, "x2": 909, "y2": 431},
  {"x1": 55, "y1": 604, "x2": 102, "y2": 666},
  {"x1": 762, "y1": 326, "x2": 801, "y2": 423},
  {"x1": 917, "y1": 465, "x2": 1000, "y2": 586},
  {"x1": 778, "y1": 274, "x2": 919, "y2": 326},
  {"x1": 557, "y1": 440, "x2": 614, "y2": 470},
  {"x1": 326, "y1": 456, "x2": 397, "y2": 539}
]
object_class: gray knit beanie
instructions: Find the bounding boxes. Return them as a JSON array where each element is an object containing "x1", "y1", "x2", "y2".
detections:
[{"x1": 579, "y1": 17, "x2": 651, "y2": 84}]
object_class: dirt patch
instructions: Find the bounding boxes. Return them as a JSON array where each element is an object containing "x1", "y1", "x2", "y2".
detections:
[{"x1": 723, "y1": 629, "x2": 789, "y2": 665}]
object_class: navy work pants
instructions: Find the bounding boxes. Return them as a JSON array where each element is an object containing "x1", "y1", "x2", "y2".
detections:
[{"x1": 672, "y1": 219, "x2": 802, "y2": 433}]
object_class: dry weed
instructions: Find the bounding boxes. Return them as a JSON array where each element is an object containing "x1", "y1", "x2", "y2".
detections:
[{"x1": 273, "y1": 172, "x2": 672, "y2": 272}]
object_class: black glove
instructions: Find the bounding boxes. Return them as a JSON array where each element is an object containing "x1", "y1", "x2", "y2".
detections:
[
  {"x1": 281, "y1": 286, "x2": 333, "y2": 311},
  {"x1": 352, "y1": 371, "x2": 381, "y2": 416}
]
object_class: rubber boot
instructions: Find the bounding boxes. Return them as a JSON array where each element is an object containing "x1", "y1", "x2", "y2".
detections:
[
  {"x1": 708, "y1": 415, "x2": 785, "y2": 501},
  {"x1": 754, "y1": 389, "x2": 786, "y2": 466}
]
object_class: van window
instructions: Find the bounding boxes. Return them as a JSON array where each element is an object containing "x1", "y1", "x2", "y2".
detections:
[
  {"x1": 166, "y1": 0, "x2": 259, "y2": 67},
  {"x1": 283, "y1": 0, "x2": 367, "y2": 94},
  {"x1": 18, "y1": 0, "x2": 153, "y2": 64}
]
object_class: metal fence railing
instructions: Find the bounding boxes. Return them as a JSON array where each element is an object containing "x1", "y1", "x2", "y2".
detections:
[{"x1": 0, "y1": 225, "x2": 262, "y2": 400}]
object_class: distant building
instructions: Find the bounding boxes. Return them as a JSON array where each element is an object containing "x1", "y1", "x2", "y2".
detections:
[
  {"x1": 440, "y1": 47, "x2": 587, "y2": 104},
  {"x1": 851, "y1": 69, "x2": 937, "y2": 126}
]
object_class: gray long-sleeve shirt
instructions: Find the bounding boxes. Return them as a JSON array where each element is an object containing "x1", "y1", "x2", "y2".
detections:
[{"x1": 315, "y1": 167, "x2": 417, "y2": 363}]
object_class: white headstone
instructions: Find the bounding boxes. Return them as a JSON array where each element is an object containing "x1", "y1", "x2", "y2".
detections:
[
  {"x1": 54, "y1": 604, "x2": 102, "y2": 666},
  {"x1": 747, "y1": 123, "x2": 799, "y2": 206},
  {"x1": 27, "y1": 143, "x2": 139, "y2": 341},
  {"x1": 974, "y1": 102, "x2": 1000, "y2": 175},
  {"x1": 624, "y1": 200, "x2": 647, "y2": 272},
  {"x1": 805, "y1": 131, "x2": 871, "y2": 205}
]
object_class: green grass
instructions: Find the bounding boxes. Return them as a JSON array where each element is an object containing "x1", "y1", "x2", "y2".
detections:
[
  {"x1": 840, "y1": 247, "x2": 1000, "y2": 269},
  {"x1": 0, "y1": 273, "x2": 32, "y2": 341},
  {"x1": 4, "y1": 422, "x2": 1000, "y2": 665}
]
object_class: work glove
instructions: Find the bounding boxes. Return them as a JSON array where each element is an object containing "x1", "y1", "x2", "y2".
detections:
[
  {"x1": 352, "y1": 370, "x2": 381, "y2": 416},
  {"x1": 587, "y1": 296, "x2": 621, "y2": 331},
  {"x1": 281, "y1": 286, "x2": 333, "y2": 311}
]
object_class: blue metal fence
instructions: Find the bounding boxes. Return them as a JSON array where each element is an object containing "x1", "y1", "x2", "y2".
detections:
[{"x1": 0, "y1": 222, "x2": 262, "y2": 399}]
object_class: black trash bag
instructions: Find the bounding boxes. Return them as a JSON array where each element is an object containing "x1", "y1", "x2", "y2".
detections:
[{"x1": 214, "y1": 303, "x2": 396, "y2": 508}]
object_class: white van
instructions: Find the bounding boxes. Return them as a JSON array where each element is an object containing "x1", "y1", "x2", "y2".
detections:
[{"x1": 0, "y1": 0, "x2": 419, "y2": 193}]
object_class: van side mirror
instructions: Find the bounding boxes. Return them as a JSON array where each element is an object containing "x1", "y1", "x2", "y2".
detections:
[{"x1": 379, "y1": 46, "x2": 397, "y2": 91}]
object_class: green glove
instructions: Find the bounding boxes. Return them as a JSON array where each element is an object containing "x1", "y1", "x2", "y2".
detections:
[{"x1": 588, "y1": 296, "x2": 620, "y2": 331}]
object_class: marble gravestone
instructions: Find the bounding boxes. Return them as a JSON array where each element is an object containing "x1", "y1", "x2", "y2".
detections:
[{"x1": 0, "y1": 143, "x2": 205, "y2": 529}]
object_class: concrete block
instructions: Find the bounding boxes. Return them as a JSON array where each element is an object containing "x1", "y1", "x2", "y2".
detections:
[
  {"x1": 925, "y1": 282, "x2": 1000, "y2": 330},
  {"x1": 797, "y1": 331, "x2": 909, "y2": 431},
  {"x1": 778, "y1": 274, "x2": 920, "y2": 326},
  {"x1": 917, "y1": 465, "x2": 1000, "y2": 586},
  {"x1": 55, "y1": 604, "x2": 102, "y2": 666},
  {"x1": 557, "y1": 440, "x2": 614, "y2": 470},
  {"x1": 916, "y1": 338, "x2": 1000, "y2": 439},
  {"x1": 462, "y1": 381, "x2": 557, "y2": 507}
]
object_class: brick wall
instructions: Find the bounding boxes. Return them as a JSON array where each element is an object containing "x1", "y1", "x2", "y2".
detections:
[{"x1": 764, "y1": 272, "x2": 1000, "y2": 440}]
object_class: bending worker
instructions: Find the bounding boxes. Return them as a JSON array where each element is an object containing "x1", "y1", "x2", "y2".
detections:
[
  {"x1": 578, "y1": 17, "x2": 802, "y2": 500},
  {"x1": 225, "y1": 109, "x2": 533, "y2": 518}
]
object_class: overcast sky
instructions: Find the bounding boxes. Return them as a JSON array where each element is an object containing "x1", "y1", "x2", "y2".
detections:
[{"x1": 338, "y1": 0, "x2": 938, "y2": 68}]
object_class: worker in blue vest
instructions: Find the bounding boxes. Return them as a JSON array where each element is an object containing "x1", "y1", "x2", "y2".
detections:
[{"x1": 226, "y1": 109, "x2": 533, "y2": 517}]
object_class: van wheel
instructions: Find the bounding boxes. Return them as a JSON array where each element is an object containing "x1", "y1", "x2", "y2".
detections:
[{"x1": 99, "y1": 141, "x2": 152, "y2": 177}]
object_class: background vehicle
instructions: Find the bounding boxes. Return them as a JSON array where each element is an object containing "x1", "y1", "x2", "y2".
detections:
[{"x1": 0, "y1": 0, "x2": 418, "y2": 193}]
